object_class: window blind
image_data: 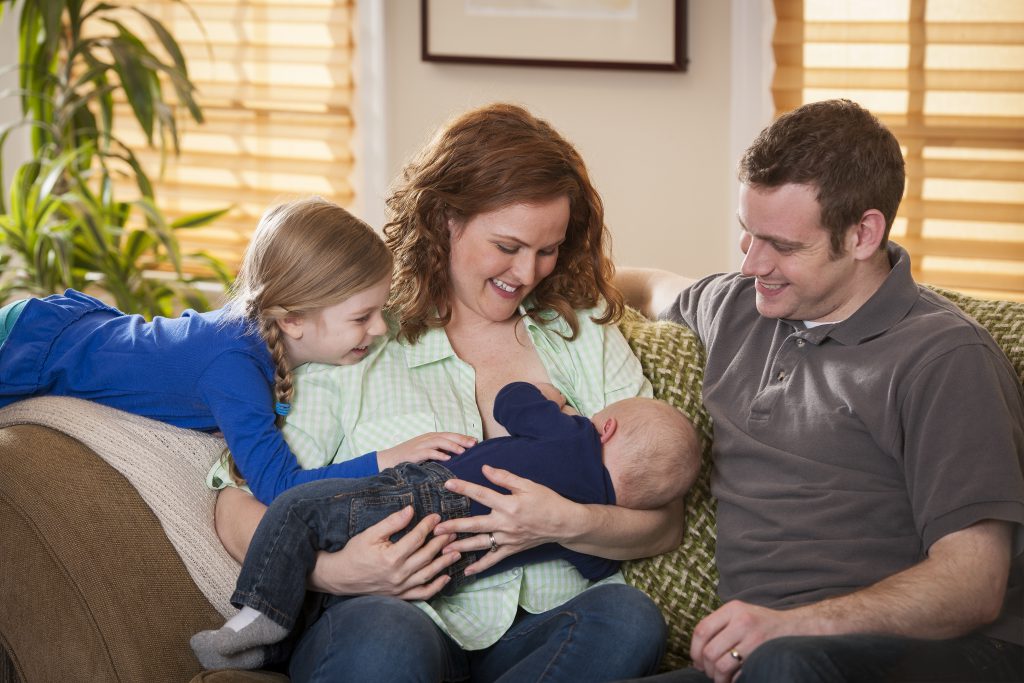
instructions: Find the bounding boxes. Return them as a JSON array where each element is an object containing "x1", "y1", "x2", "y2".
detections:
[
  {"x1": 110, "y1": 0, "x2": 356, "y2": 273},
  {"x1": 773, "y1": 0, "x2": 1024, "y2": 301}
]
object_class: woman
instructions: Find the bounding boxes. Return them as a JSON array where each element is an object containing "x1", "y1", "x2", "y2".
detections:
[{"x1": 214, "y1": 103, "x2": 686, "y2": 682}]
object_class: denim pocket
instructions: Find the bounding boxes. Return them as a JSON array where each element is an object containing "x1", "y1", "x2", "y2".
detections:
[{"x1": 349, "y1": 491, "x2": 416, "y2": 540}]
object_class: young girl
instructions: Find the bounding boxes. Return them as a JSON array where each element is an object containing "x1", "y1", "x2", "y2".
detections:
[{"x1": 0, "y1": 196, "x2": 473, "y2": 505}]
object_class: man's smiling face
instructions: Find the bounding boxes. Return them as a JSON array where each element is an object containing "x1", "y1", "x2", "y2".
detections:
[{"x1": 738, "y1": 183, "x2": 863, "y2": 323}]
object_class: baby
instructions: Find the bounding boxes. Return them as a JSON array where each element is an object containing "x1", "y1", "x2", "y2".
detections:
[{"x1": 192, "y1": 381, "x2": 700, "y2": 669}]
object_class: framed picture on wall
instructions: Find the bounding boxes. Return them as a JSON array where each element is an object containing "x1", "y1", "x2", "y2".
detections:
[{"x1": 421, "y1": 0, "x2": 688, "y2": 72}]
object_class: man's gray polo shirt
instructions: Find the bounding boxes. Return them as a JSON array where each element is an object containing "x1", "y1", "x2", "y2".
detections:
[{"x1": 662, "y1": 243, "x2": 1024, "y2": 645}]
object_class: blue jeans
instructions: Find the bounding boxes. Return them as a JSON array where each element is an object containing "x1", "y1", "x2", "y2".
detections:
[
  {"x1": 288, "y1": 583, "x2": 667, "y2": 682},
  {"x1": 617, "y1": 633, "x2": 1024, "y2": 683},
  {"x1": 233, "y1": 462, "x2": 476, "y2": 630}
]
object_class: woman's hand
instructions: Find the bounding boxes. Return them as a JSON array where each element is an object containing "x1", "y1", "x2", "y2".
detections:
[
  {"x1": 433, "y1": 464, "x2": 586, "y2": 575},
  {"x1": 309, "y1": 506, "x2": 465, "y2": 600},
  {"x1": 376, "y1": 432, "x2": 477, "y2": 470},
  {"x1": 215, "y1": 488, "x2": 462, "y2": 601},
  {"x1": 433, "y1": 465, "x2": 686, "y2": 574}
]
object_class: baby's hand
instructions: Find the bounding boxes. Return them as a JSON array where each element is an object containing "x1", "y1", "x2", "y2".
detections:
[
  {"x1": 534, "y1": 382, "x2": 576, "y2": 415},
  {"x1": 377, "y1": 432, "x2": 477, "y2": 470},
  {"x1": 534, "y1": 382, "x2": 566, "y2": 408}
]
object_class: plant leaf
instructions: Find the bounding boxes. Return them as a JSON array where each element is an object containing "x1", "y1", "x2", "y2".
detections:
[
  {"x1": 133, "y1": 196, "x2": 183, "y2": 275},
  {"x1": 171, "y1": 206, "x2": 233, "y2": 229},
  {"x1": 105, "y1": 40, "x2": 155, "y2": 143},
  {"x1": 132, "y1": 6, "x2": 189, "y2": 78},
  {"x1": 188, "y1": 250, "x2": 235, "y2": 287},
  {"x1": 123, "y1": 227, "x2": 156, "y2": 266},
  {"x1": 108, "y1": 143, "x2": 155, "y2": 198}
]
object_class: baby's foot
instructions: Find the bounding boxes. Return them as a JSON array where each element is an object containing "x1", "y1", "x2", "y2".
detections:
[
  {"x1": 189, "y1": 642, "x2": 270, "y2": 671},
  {"x1": 190, "y1": 607, "x2": 288, "y2": 669}
]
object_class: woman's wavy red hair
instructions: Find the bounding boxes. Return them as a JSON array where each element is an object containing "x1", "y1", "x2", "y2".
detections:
[{"x1": 384, "y1": 103, "x2": 622, "y2": 343}]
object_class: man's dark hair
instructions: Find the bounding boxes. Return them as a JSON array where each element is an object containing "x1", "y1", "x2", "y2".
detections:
[{"x1": 739, "y1": 99, "x2": 906, "y2": 255}]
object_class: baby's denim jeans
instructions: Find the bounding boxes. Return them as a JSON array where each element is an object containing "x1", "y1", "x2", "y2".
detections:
[{"x1": 232, "y1": 461, "x2": 474, "y2": 631}]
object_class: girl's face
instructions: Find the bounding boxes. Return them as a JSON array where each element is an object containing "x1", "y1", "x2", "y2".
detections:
[
  {"x1": 446, "y1": 195, "x2": 570, "y2": 325},
  {"x1": 279, "y1": 275, "x2": 391, "y2": 368}
]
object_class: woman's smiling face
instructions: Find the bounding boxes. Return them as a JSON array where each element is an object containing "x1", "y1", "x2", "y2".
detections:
[{"x1": 447, "y1": 195, "x2": 570, "y2": 324}]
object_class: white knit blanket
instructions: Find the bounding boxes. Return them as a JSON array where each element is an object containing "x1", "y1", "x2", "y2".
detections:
[{"x1": 0, "y1": 396, "x2": 240, "y2": 617}]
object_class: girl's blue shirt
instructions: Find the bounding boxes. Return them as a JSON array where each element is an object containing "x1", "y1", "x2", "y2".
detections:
[{"x1": 0, "y1": 289, "x2": 378, "y2": 503}]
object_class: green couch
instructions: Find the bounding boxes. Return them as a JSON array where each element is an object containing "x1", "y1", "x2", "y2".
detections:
[{"x1": 1, "y1": 288, "x2": 1021, "y2": 683}]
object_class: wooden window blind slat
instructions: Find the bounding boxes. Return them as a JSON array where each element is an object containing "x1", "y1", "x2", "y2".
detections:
[
  {"x1": 176, "y1": 43, "x2": 352, "y2": 66},
  {"x1": 898, "y1": 235, "x2": 1024, "y2": 261},
  {"x1": 773, "y1": 0, "x2": 1024, "y2": 301},
  {"x1": 132, "y1": 149, "x2": 354, "y2": 177},
  {"x1": 888, "y1": 120, "x2": 1024, "y2": 147},
  {"x1": 776, "y1": 67, "x2": 1024, "y2": 93},
  {"x1": 775, "y1": 21, "x2": 1024, "y2": 45},
  {"x1": 900, "y1": 198, "x2": 1022, "y2": 224},
  {"x1": 105, "y1": 0, "x2": 356, "y2": 273},
  {"x1": 155, "y1": 184, "x2": 354, "y2": 210},
  {"x1": 915, "y1": 268, "x2": 1023, "y2": 294},
  {"x1": 912, "y1": 159, "x2": 1024, "y2": 183}
]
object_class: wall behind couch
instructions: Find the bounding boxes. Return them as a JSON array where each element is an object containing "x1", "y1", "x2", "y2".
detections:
[
  {"x1": 373, "y1": 0, "x2": 773, "y2": 277},
  {"x1": 0, "y1": 15, "x2": 30, "y2": 194},
  {"x1": 2, "y1": 2, "x2": 772, "y2": 280}
]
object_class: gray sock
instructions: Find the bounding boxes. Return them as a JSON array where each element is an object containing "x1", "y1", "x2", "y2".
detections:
[
  {"x1": 189, "y1": 642, "x2": 270, "y2": 671},
  {"x1": 190, "y1": 612, "x2": 288, "y2": 669}
]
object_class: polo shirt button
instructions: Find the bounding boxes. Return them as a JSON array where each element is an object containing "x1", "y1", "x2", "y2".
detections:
[
  {"x1": 777, "y1": 370, "x2": 786, "y2": 381},
  {"x1": 796, "y1": 339, "x2": 806, "y2": 347}
]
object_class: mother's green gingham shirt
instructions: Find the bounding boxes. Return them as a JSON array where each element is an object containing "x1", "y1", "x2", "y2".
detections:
[{"x1": 208, "y1": 305, "x2": 652, "y2": 649}]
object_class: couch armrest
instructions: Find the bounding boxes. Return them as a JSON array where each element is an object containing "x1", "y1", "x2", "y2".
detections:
[{"x1": 0, "y1": 423, "x2": 268, "y2": 682}]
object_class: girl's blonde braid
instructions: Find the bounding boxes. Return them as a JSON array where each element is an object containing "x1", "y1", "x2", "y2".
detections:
[
  {"x1": 228, "y1": 304, "x2": 296, "y2": 486},
  {"x1": 258, "y1": 313, "x2": 294, "y2": 429}
]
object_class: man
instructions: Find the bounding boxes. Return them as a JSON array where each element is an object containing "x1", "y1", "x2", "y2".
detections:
[{"x1": 617, "y1": 99, "x2": 1024, "y2": 683}]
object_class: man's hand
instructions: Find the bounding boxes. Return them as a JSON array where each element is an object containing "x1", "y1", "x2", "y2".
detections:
[
  {"x1": 689, "y1": 520, "x2": 1013, "y2": 682},
  {"x1": 690, "y1": 601, "x2": 805, "y2": 683}
]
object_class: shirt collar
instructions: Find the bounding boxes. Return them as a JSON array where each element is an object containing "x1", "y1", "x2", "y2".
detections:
[
  {"x1": 399, "y1": 323, "x2": 456, "y2": 368},
  {"x1": 397, "y1": 301, "x2": 572, "y2": 368},
  {"x1": 520, "y1": 304, "x2": 572, "y2": 355},
  {"x1": 814, "y1": 242, "x2": 919, "y2": 346}
]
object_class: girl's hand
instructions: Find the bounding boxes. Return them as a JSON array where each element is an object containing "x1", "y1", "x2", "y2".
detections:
[
  {"x1": 433, "y1": 464, "x2": 586, "y2": 575},
  {"x1": 376, "y1": 432, "x2": 476, "y2": 470},
  {"x1": 309, "y1": 505, "x2": 464, "y2": 601}
]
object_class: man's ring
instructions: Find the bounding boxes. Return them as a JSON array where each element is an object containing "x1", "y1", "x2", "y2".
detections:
[
  {"x1": 729, "y1": 650, "x2": 743, "y2": 663},
  {"x1": 488, "y1": 533, "x2": 499, "y2": 553}
]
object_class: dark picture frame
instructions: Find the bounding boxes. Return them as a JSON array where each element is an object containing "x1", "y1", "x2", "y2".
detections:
[{"x1": 422, "y1": 0, "x2": 688, "y2": 72}]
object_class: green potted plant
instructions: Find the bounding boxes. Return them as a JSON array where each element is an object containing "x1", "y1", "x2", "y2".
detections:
[{"x1": 0, "y1": 0, "x2": 230, "y2": 317}]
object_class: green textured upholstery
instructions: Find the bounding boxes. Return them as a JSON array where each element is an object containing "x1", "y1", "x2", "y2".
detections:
[
  {"x1": 618, "y1": 311, "x2": 719, "y2": 670},
  {"x1": 928, "y1": 286, "x2": 1024, "y2": 383}
]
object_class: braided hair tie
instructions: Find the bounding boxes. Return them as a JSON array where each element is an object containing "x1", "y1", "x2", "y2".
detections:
[{"x1": 274, "y1": 402, "x2": 291, "y2": 417}]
